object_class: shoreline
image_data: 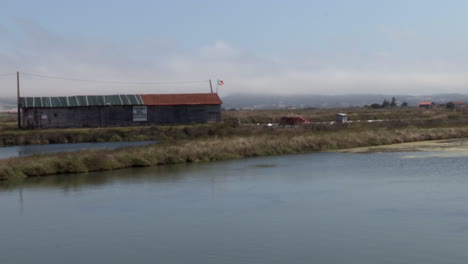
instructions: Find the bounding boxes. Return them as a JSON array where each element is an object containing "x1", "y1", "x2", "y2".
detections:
[
  {"x1": 3, "y1": 125, "x2": 468, "y2": 180},
  {"x1": 338, "y1": 138, "x2": 468, "y2": 153}
]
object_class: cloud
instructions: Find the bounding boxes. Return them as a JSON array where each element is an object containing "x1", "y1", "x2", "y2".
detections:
[
  {"x1": 1, "y1": 20, "x2": 468, "y2": 98},
  {"x1": 200, "y1": 41, "x2": 240, "y2": 59},
  {"x1": 377, "y1": 25, "x2": 418, "y2": 41}
]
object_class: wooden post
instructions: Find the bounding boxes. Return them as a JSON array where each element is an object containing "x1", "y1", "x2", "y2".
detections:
[
  {"x1": 17, "y1": 71, "x2": 21, "y2": 129},
  {"x1": 209, "y1": 79, "x2": 213, "y2": 93}
]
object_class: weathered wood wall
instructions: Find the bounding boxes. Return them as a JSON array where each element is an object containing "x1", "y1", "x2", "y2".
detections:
[{"x1": 21, "y1": 105, "x2": 221, "y2": 129}]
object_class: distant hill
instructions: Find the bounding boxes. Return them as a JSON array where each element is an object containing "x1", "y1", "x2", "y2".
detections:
[
  {"x1": 0, "y1": 97, "x2": 16, "y2": 104},
  {"x1": 221, "y1": 93, "x2": 468, "y2": 109},
  {"x1": 0, "y1": 97, "x2": 17, "y2": 110}
]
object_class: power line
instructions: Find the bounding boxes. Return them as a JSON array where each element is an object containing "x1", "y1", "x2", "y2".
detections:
[{"x1": 21, "y1": 72, "x2": 208, "y2": 85}]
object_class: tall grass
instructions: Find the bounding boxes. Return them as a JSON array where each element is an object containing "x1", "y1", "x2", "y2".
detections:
[
  {"x1": 2, "y1": 107, "x2": 468, "y2": 147},
  {"x1": 3, "y1": 125, "x2": 468, "y2": 180},
  {"x1": 0, "y1": 123, "x2": 235, "y2": 146},
  {"x1": 223, "y1": 107, "x2": 468, "y2": 123}
]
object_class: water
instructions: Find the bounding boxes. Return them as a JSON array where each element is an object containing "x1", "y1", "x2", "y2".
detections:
[
  {"x1": 1, "y1": 148, "x2": 468, "y2": 263},
  {"x1": 0, "y1": 141, "x2": 157, "y2": 159}
]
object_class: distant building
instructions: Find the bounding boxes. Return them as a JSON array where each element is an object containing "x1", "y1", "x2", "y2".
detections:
[
  {"x1": 19, "y1": 93, "x2": 222, "y2": 129},
  {"x1": 446, "y1": 101, "x2": 464, "y2": 110},
  {"x1": 418, "y1": 101, "x2": 434, "y2": 109},
  {"x1": 336, "y1": 113, "x2": 348, "y2": 125}
]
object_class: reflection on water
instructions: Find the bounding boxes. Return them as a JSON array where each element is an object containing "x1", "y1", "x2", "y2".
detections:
[
  {"x1": 2, "y1": 147, "x2": 468, "y2": 264},
  {"x1": 0, "y1": 141, "x2": 157, "y2": 159},
  {"x1": 0, "y1": 164, "x2": 193, "y2": 191}
]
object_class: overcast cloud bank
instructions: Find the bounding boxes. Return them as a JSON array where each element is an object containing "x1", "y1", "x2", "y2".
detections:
[{"x1": 1, "y1": 20, "x2": 468, "y2": 97}]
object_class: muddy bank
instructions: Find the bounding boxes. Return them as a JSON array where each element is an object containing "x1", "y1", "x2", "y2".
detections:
[{"x1": 339, "y1": 138, "x2": 468, "y2": 156}]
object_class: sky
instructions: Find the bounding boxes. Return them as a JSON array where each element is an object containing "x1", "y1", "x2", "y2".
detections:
[{"x1": 1, "y1": 0, "x2": 468, "y2": 97}]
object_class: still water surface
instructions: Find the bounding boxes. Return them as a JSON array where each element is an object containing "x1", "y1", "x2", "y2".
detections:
[
  {"x1": 1, "y1": 147, "x2": 468, "y2": 263},
  {"x1": 0, "y1": 141, "x2": 157, "y2": 159}
]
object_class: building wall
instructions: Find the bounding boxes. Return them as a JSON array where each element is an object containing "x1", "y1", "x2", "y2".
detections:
[
  {"x1": 419, "y1": 105, "x2": 433, "y2": 109},
  {"x1": 447, "y1": 103, "x2": 464, "y2": 110},
  {"x1": 21, "y1": 104, "x2": 221, "y2": 129}
]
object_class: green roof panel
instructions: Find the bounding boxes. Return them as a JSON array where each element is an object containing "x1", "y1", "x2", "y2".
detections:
[
  {"x1": 87, "y1": 96, "x2": 104, "y2": 106},
  {"x1": 20, "y1": 95, "x2": 144, "y2": 108},
  {"x1": 56, "y1": 97, "x2": 67, "y2": 107}
]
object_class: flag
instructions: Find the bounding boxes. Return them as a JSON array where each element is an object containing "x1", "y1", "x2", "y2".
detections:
[{"x1": 217, "y1": 80, "x2": 224, "y2": 86}]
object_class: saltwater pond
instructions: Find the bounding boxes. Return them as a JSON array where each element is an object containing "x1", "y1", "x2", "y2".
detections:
[
  {"x1": 0, "y1": 141, "x2": 157, "y2": 159},
  {"x1": 1, "y1": 139, "x2": 468, "y2": 263}
]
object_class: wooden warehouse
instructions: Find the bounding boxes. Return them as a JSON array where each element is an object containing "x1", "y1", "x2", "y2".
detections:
[{"x1": 19, "y1": 93, "x2": 222, "y2": 129}]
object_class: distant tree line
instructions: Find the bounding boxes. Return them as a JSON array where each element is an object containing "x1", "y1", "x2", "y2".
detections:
[{"x1": 365, "y1": 97, "x2": 408, "y2": 109}]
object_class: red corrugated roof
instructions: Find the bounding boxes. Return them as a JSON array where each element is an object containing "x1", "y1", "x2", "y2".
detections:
[
  {"x1": 450, "y1": 101, "x2": 465, "y2": 105},
  {"x1": 140, "y1": 93, "x2": 222, "y2": 106},
  {"x1": 418, "y1": 101, "x2": 433, "y2": 106}
]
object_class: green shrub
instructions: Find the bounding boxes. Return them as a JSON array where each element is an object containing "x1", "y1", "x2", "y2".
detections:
[{"x1": 109, "y1": 134, "x2": 123, "y2": 142}]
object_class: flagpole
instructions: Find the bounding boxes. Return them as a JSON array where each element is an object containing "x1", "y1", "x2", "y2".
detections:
[
  {"x1": 216, "y1": 82, "x2": 219, "y2": 93},
  {"x1": 17, "y1": 72, "x2": 21, "y2": 129}
]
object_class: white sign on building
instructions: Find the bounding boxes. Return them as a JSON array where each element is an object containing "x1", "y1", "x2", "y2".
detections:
[{"x1": 133, "y1": 106, "x2": 147, "y2": 121}]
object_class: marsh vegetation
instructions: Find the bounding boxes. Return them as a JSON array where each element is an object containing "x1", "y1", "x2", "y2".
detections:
[{"x1": 2, "y1": 106, "x2": 468, "y2": 179}]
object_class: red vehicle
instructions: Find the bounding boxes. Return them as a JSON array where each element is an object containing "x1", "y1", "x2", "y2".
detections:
[{"x1": 279, "y1": 116, "x2": 311, "y2": 127}]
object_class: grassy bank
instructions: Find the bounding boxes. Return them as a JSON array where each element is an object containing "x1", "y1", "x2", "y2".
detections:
[
  {"x1": 0, "y1": 120, "x2": 238, "y2": 147},
  {"x1": 223, "y1": 107, "x2": 468, "y2": 124},
  {"x1": 2, "y1": 125, "x2": 468, "y2": 180},
  {"x1": 2, "y1": 116, "x2": 468, "y2": 148},
  {"x1": 1, "y1": 107, "x2": 467, "y2": 147}
]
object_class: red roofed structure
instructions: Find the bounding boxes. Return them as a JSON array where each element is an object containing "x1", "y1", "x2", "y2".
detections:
[
  {"x1": 19, "y1": 93, "x2": 223, "y2": 129},
  {"x1": 447, "y1": 101, "x2": 465, "y2": 110},
  {"x1": 141, "y1": 93, "x2": 222, "y2": 106},
  {"x1": 418, "y1": 101, "x2": 434, "y2": 109}
]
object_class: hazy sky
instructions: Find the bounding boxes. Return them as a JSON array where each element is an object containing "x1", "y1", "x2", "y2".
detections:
[{"x1": 1, "y1": 0, "x2": 468, "y2": 97}]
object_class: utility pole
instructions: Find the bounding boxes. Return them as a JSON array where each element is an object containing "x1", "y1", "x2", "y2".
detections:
[
  {"x1": 209, "y1": 79, "x2": 213, "y2": 93},
  {"x1": 17, "y1": 71, "x2": 21, "y2": 129}
]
